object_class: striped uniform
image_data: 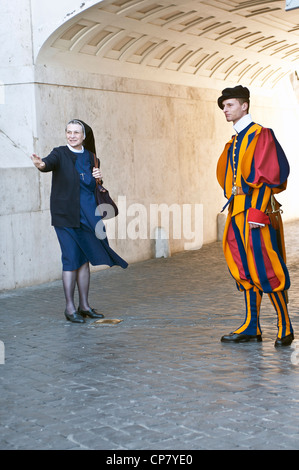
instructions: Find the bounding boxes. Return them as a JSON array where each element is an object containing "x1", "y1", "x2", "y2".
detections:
[{"x1": 217, "y1": 122, "x2": 293, "y2": 339}]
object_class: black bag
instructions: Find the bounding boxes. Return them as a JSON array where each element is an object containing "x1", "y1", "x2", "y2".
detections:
[{"x1": 93, "y1": 154, "x2": 118, "y2": 219}]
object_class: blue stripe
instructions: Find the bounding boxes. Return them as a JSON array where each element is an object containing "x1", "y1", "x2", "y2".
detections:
[
  {"x1": 269, "y1": 226, "x2": 290, "y2": 290},
  {"x1": 247, "y1": 131, "x2": 256, "y2": 147},
  {"x1": 270, "y1": 129, "x2": 290, "y2": 184},
  {"x1": 255, "y1": 184, "x2": 266, "y2": 210},
  {"x1": 223, "y1": 144, "x2": 233, "y2": 199},
  {"x1": 247, "y1": 156, "x2": 255, "y2": 183},
  {"x1": 250, "y1": 228, "x2": 272, "y2": 292}
]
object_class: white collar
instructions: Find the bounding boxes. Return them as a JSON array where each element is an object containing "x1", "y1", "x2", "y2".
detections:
[
  {"x1": 67, "y1": 144, "x2": 84, "y2": 153},
  {"x1": 233, "y1": 114, "x2": 253, "y2": 134}
]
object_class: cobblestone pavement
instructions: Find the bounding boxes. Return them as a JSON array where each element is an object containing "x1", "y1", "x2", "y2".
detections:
[{"x1": 0, "y1": 221, "x2": 299, "y2": 451}]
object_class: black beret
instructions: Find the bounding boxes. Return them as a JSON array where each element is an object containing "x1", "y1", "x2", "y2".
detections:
[{"x1": 217, "y1": 85, "x2": 250, "y2": 109}]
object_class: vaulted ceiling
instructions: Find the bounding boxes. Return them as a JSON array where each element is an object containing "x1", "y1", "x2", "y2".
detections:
[{"x1": 38, "y1": 0, "x2": 299, "y2": 89}]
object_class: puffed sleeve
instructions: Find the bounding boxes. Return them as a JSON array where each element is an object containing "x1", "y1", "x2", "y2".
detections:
[
  {"x1": 241, "y1": 128, "x2": 289, "y2": 194},
  {"x1": 39, "y1": 148, "x2": 61, "y2": 172}
]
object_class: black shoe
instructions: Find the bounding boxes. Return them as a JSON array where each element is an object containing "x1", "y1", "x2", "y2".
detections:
[
  {"x1": 275, "y1": 333, "x2": 294, "y2": 347},
  {"x1": 64, "y1": 310, "x2": 85, "y2": 323},
  {"x1": 221, "y1": 332, "x2": 262, "y2": 343},
  {"x1": 78, "y1": 307, "x2": 104, "y2": 319}
]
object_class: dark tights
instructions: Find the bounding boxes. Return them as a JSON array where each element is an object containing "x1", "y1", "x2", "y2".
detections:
[{"x1": 62, "y1": 262, "x2": 90, "y2": 315}]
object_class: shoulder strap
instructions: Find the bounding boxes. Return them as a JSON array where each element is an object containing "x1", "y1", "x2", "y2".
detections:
[
  {"x1": 92, "y1": 152, "x2": 98, "y2": 168},
  {"x1": 91, "y1": 152, "x2": 103, "y2": 186}
]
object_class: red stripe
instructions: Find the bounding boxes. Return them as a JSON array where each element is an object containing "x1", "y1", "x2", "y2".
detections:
[{"x1": 227, "y1": 222, "x2": 247, "y2": 280}]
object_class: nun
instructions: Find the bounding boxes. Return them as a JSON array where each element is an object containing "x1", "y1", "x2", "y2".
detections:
[{"x1": 31, "y1": 119, "x2": 128, "y2": 323}]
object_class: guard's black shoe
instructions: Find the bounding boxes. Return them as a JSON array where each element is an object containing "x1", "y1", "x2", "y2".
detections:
[
  {"x1": 275, "y1": 333, "x2": 294, "y2": 347},
  {"x1": 64, "y1": 310, "x2": 85, "y2": 323},
  {"x1": 221, "y1": 332, "x2": 262, "y2": 343},
  {"x1": 78, "y1": 307, "x2": 104, "y2": 319}
]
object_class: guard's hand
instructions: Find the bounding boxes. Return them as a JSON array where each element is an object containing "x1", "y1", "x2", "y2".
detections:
[{"x1": 249, "y1": 222, "x2": 264, "y2": 229}]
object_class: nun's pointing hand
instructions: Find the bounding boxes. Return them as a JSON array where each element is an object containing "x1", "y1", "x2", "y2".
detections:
[{"x1": 31, "y1": 153, "x2": 45, "y2": 170}]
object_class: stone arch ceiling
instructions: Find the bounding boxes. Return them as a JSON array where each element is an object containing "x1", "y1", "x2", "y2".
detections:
[{"x1": 37, "y1": 0, "x2": 299, "y2": 89}]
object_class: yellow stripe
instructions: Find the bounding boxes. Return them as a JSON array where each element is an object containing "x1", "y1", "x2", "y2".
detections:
[
  {"x1": 269, "y1": 292, "x2": 291, "y2": 338},
  {"x1": 234, "y1": 290, "x2": 251, "y2": 334},
  {"x1": 277, "y1": 291, "x2": 292, "y2": 337}
]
